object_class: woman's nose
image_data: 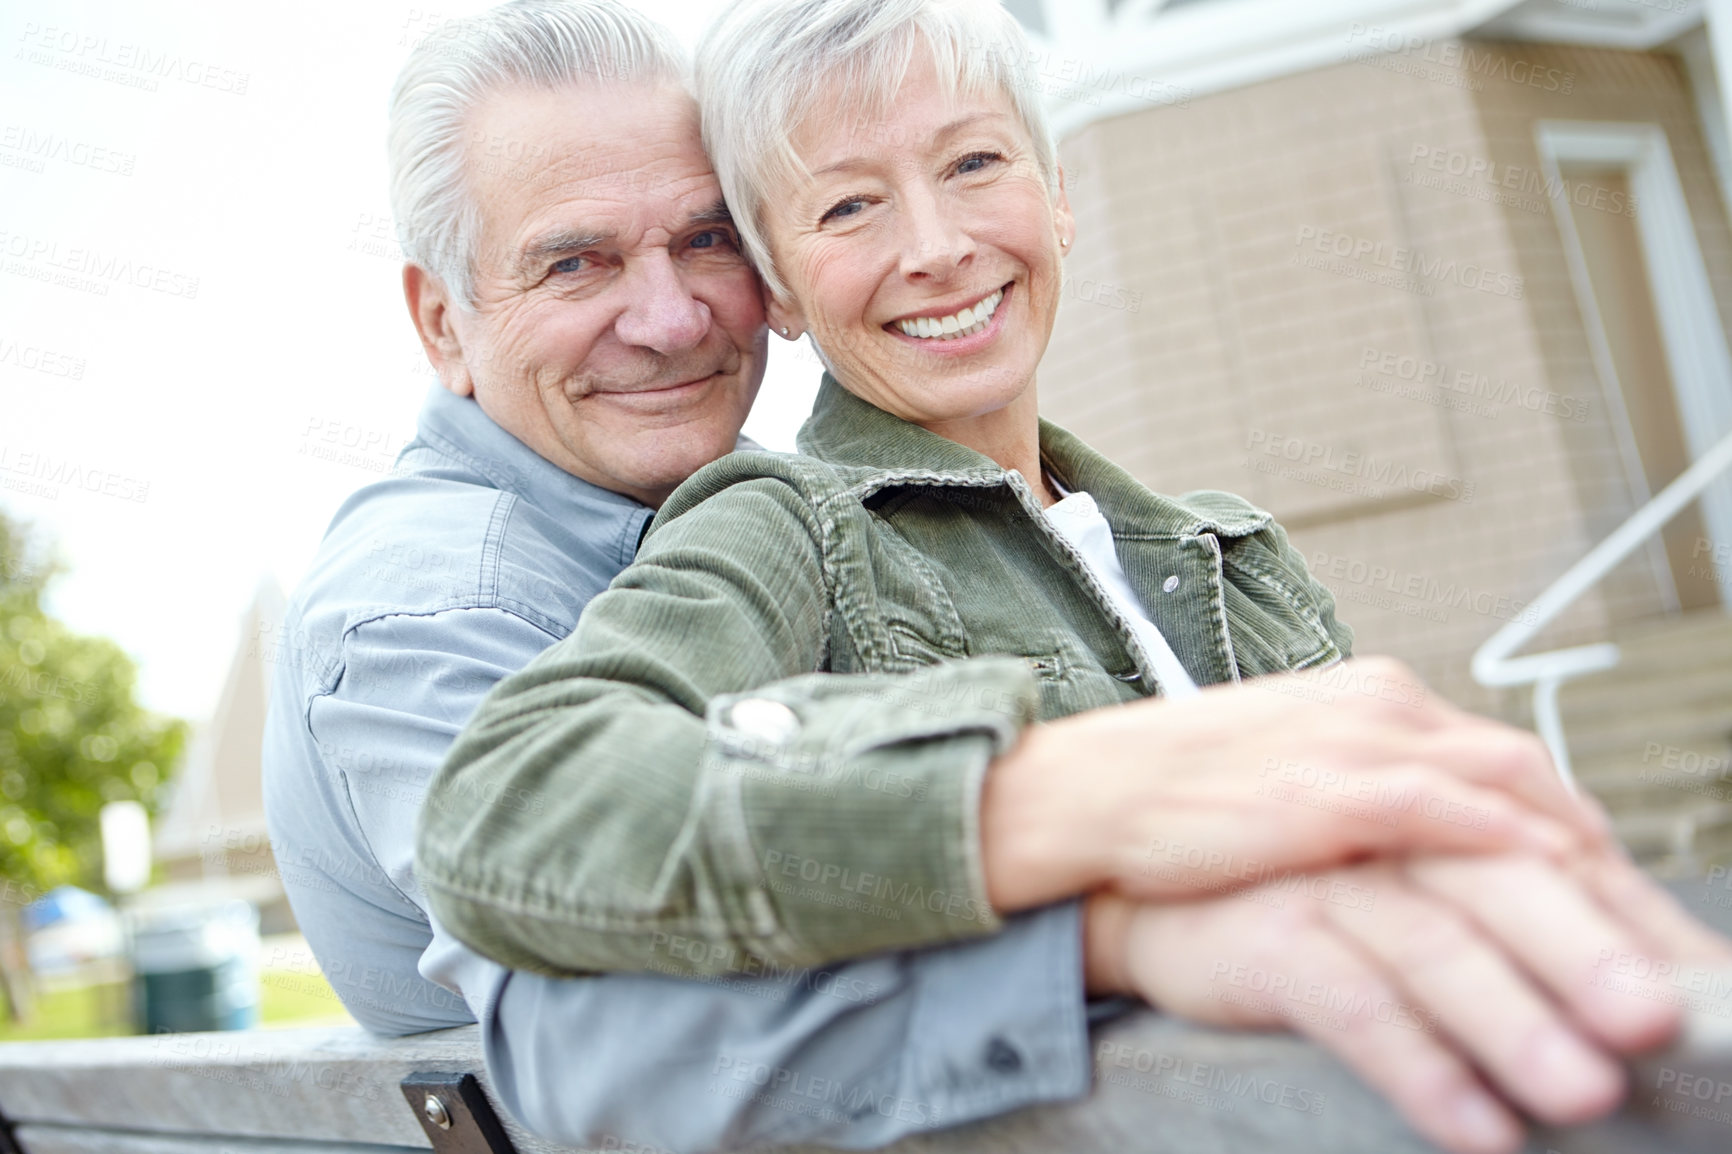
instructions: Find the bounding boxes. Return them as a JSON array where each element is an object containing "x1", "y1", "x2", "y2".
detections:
[
  {"x1": 614, "y1": 250, "x2": 711, "y2": 352},
  {"x1": 898, "y1": 190, "x2": 975, "y2": 280}
]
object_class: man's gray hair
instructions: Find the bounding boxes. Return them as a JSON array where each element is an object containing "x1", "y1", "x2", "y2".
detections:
[
  {"x1": 388, "y1": 0, "x2": 686, "y2": 306},
  {"x1": 696, "y1": 0, "x2": 1056, "y2": 299}
]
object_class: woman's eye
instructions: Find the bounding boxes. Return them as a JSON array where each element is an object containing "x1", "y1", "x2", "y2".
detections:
[
  {"x1": 956, "y1": 151, "x2": 1002, "y2": 176},
  {"x1": 550, "y1": 256, "x2": 586, "y2": 275},
  {"x1": 820, "y1": 198, "x2": 866, "y2": 224}
]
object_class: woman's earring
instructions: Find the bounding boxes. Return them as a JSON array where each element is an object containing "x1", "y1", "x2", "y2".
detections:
[
  {"x1": 781, "y1": 326, "x2": 790, "y2": 336},
  {"x1": 1060, "y1": 238, "x2": 1069, "y2": 249}
]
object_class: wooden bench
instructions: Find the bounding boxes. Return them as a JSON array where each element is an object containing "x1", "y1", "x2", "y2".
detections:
[{"x1": 2, "y1": 1006, "x2": 1730, "y2": 1154}]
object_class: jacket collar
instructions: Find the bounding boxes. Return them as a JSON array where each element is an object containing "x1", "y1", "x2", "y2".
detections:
[{"x1": 795, "y1": 374, "x2": 1270, "y2": 539}]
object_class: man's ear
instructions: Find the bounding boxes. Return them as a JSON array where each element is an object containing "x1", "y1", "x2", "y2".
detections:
[
  {"x1": 404, "y1": 264, "x2": 474, "y2": 396},
  {"x1": 763, "y1": 277, "x2": 806, "y2": 342}
]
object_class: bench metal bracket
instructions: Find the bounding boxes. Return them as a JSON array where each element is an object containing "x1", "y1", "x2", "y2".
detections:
[
  {"x1": 0, "y1": 1099, "x2": 21, "y2": 1154},
  {"x1": 401, "y1": 1071, "x2": 516, "y2": 1154}
]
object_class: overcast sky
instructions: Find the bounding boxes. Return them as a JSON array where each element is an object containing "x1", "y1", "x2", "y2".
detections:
[{"x1": 0, "y1": 0, "x2": 827, "y2": 722}]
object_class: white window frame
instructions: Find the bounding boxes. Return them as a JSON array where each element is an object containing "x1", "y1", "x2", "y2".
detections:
[{"x1": 1536, "y1": 120, "x2": 1732, "y2": 607}]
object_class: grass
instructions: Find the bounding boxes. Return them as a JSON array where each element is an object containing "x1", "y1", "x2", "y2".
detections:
[{"x1": 0, "y1": 966, "x2": 353, "y2": 1043}]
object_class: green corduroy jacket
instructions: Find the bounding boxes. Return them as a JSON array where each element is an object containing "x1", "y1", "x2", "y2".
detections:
[{"x1": 418, "y1": 375, "x2": 1353, "y2": 979}]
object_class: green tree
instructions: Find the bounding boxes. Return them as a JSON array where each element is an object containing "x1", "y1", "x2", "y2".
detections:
[{"x1": 0, "y1": 512, "x2": 185, "y2": 900}]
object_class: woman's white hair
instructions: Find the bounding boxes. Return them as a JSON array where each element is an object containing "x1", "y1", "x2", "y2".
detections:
[
  {"x1": 696, "y1": 0, "x2": 1056, "y2": 299},
  {"x1": 388, "y1": 0, "x2": 686, "y2": 307}
]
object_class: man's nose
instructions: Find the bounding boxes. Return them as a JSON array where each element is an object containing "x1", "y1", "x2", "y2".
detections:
[
  {"x1": 614, "y1": 250, "x2": 710, "y2": 352},
  {"x1": 898, "y1": 188, "x2": 975, "y2": 281}
]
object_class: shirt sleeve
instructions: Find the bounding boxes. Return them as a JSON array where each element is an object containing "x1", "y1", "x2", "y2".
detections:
[
  {"x1": 483, "y1": 902, "x2": 1090, "y2": 1154},
  {"x1": 283, "y1": 606, "x2": 562, "y2": 1033},
  {"x1": 419, "y1": 478, "x2": 1044, "y2": 979},
  {"x1": 313, "y1": 607, "x2": 1089, "y2": 1153}
]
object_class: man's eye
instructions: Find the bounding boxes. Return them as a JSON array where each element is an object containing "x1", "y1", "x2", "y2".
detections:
[
  {"x1": 820, "y1": 198, "x2": 866, "y2": 225},
  {"x1": 550, "y1": 256, "x2": 586, "y2": 274},
  {"x1": 689, "y1": 229, "x2": 737, "y2": 251}
]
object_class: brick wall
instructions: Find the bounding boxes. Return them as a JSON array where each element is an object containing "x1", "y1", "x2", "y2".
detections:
[{"x1": 1040, "y1": 38, "x2": 1732, "y2": 717}]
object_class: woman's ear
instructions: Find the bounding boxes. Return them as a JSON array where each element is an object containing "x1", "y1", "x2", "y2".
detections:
[
  {"x1": 1054, "y1": 165, "x2": 1077, "y2": 253},
  {"x1": 764, "y1": 280, "x2": 806, "y2": 341}
]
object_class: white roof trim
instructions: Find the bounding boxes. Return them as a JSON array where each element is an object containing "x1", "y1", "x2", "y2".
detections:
[
  {"x1": 1033, "y1": 0, "x2": 1701, "y2": 139},
  {"x1": 1477, "y1": 0, "x2": 1705, "y2": 51}
]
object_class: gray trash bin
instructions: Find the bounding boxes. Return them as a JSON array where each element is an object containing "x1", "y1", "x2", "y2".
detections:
[{"x1": 128, "y1": 899, "x2": 259, "y2": 1034}]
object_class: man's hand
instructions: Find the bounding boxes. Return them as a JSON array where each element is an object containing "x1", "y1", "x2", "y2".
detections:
[
  {"x1": 981, "y1": 657, "x2": 1607, "y2": 912},
  {"x1": 1082, "y1": 848, "x2": 1732, "y2": 1154}
]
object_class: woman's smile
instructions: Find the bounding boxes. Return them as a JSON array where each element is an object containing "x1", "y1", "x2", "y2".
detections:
[{"x1": 887, "y1": 282, "x2": 1012, "y2": 352}]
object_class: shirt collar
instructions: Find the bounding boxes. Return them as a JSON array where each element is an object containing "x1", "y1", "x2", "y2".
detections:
[{"x1": 409, "y1": 383, "x2": 653, "y2": 541}]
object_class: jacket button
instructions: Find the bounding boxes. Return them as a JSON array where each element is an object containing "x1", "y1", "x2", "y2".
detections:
[
  {"x1": 726, "y1": 698, "x2": 800, "y2": 744},
  {"x1": 1163, "y1": 575, "x2": 1180, "y2": 593},
  {"x1": 985, "y1": 1037, "x2": 1023, "y2": 1073}
]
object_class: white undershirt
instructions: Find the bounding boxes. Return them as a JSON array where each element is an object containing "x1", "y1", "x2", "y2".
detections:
[{"x1": 1041, "y1": 479, "x2": 1201, "y2": 699}]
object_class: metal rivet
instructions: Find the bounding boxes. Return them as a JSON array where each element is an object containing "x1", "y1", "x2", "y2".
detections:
[
  {"x1": 424, "y1": 1094, "x2": 452, "y2": 1130},
  {"x1": 1162, "y1": 575, "x2": 1180, "y2": 593},
  {"x1": 728, "y1": 697, "x2": 800, "y2": 744}
]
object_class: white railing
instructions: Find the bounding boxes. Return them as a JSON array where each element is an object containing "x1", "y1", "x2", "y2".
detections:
[{"x1": 1472, "y1": 428, "x2": 1732, "y2": 791}]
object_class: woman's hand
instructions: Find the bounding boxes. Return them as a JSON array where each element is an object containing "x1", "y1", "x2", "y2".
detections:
[
  {"x1": 982, "y1": 656, "x2": 1608, "y2": 912},
  {"x1": 1083, "y1": 846, "x2": 1732, "y2": 1154}
]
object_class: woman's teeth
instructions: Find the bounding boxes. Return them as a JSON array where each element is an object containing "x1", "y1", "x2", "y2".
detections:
[{"x1": 895, "y1": 288, "x2": 1004, "y2": 340}]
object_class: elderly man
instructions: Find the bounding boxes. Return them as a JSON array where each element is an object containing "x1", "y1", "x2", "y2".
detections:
[{"x1": 264, "y1": 2, "x2": 1109, "y2": 1150}]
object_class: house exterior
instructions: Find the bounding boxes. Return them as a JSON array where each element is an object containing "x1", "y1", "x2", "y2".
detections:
[
  {"x1": 151, "y1": 579, "x2": 292, "y2": 933},
  {"x1": 1018, "y1": 0, "x2": 1732, "y2": 871}
]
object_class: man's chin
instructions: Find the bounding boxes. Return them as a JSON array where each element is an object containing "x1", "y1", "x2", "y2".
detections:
[{"x1": 599, "y1": 427, "x2": 746, "y2": 503}]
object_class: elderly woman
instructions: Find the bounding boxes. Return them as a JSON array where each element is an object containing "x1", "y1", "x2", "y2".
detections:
[{"x1": 421, "y1": 2, "x2": 1728, "y2": 1152}]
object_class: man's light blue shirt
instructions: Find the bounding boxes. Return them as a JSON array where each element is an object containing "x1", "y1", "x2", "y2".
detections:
[{"x1": 261, "y1": 384, "x2": 1091, "y2": 1152}]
